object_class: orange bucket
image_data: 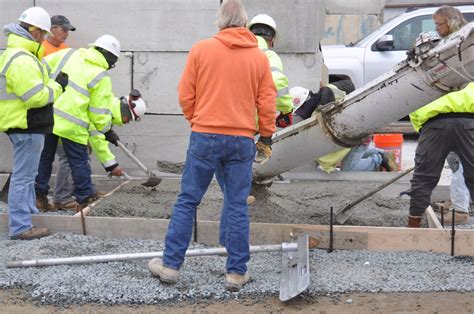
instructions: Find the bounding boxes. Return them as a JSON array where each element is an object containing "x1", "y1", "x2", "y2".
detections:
[{"x1": 373, "y1": 134, "x2": 403, "y2": 171}]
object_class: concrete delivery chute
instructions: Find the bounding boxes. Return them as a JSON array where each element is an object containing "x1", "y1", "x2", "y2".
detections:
[{"x1": 253, "y1": 22, "x2": 474, "y2": 182}]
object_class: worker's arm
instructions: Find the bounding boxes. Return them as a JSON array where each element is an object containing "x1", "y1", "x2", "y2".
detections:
[
  {"x1": 88, "y1": 127, "x2": 119, "y2": 172},
  {"x1": 88, "y1": 74, "x2": 121, "y2": 134},
  {"x1": 267, "y1": 52, "x2": 293, "y2": 115},
  {"x1": 256, "y1": 58, "x2": 277, "y2": 137},
  {"x1": 8, "y1": 56, "x2": 63, "y2": 109},
  {"x1": 178, "y1": 46, "x2": 198, "y2": 123}
]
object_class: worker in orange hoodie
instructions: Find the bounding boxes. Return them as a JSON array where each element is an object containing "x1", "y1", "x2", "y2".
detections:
[{"x1": 148, "y1": 0, "x2": 276, "y2": 292}]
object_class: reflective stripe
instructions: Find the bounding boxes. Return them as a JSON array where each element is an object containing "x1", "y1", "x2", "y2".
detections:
[
  {"x1": 68, "y1": 80, "x2": 89, "y2": 97},
  {"x1": 50, "y1": 49, "x2": 76, "y2": 80},
  {"x1": 0, "y1": 76, "x2": 18, "y2": 100},
  {"x1": 99, "y1": 121, "x2": 112, "y2": 133},
  {"x1": 103, "y1": 159, "x2": 117, "y2": 168},
  {"x1": 88, "y1": 72, "x2": 108, "y2": 89},
  {"x1": 54, "y1": 107, "x2": 90, "y2": 129},
  {"x1": 277, "y1": 87, "x2": 289, "y2": 98},
  {"x1": 89, "y1": 106, "x2": 111, "y2": 115},
  {"x1": 43, "y1": 59, "x2": 51, "y2": 74},
  {"x1": 20, "y1": 83, "x2": 44, "y2": 102},
  {"x1": 1, "y1": 51, "x2": 29, "y2": 75},
  {"x1": 271, "y1": 66, "x2": 284, "y2": 75},
  {"x1": 1, "y1": 51, "x2": 45, "y2": 101},
  {"x1": 89, "y1": 130, "x2": 102, "y2": 137},
  {"x1": 47, "y1": 86, "x2": 54, "y2": 104}
]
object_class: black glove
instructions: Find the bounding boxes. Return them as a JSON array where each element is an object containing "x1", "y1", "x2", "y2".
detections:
[
  {"x1": 104, "y1": 129, "x2": 120, "y2": 146},
  {"x1": 55, "y1": 71, "x2": 69, "y2": 92}
]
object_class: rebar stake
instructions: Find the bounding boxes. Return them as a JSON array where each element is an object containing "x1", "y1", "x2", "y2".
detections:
[
  {"x1": 80, "y1": 208, "x2": 87, "y2": 236},
  {"x1": 451, "y1": 209, "x2": 456, "y2": 256},
  {"x1": 329, "y1": 206, "x2": 334, "y2": 253},
  {"x1": 441, "y1": 207, "x2": 444, "y2": 227}
]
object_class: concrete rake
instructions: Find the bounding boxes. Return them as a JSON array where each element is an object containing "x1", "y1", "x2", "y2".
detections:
[{"x1": 7, "y1": 234, "x2": 315, "y2": 301}]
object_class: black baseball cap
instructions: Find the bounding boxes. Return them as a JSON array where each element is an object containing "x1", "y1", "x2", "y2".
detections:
[{"x1": 51, "y1": 15, "x2": 76, "y2": 31}]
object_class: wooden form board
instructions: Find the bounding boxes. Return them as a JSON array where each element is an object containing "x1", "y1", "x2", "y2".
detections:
[{"x1": 1, "y1": 213, "x2": 472, "y2": 256}]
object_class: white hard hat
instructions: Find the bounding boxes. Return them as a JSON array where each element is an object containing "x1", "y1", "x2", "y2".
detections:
[
  {"x1": 128, "y1": 97, "x2": 147, "y2": 121},
  {"x1": 90, "y1": 35, "x2": 121, "y2": 58},
  {"x1": 248, "y1": 14, "x2": 278, "y2": 38},
  {"x1": 289, "y1": 87, "x2": 310, "y2": 111},
  {"x1": 18, "y1": 7, "x2": 51, "y2": 33}
]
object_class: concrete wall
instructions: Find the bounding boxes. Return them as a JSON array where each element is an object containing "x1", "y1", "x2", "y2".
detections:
[{"x1": 0, "y1": 0, "x2": 326, "y2": 174}]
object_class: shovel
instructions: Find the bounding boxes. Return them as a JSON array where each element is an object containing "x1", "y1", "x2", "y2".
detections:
[
  {"x1": 116, "y1": 140, "x2": 162, "y2": 187},
  {"x1": 7, "y1": 234, "x2": 316, "y2": 301}
]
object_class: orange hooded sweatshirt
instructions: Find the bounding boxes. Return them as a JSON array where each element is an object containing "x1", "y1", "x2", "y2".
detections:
[{"x1": 178, "y1": 27, "x2": 276, "y2": 138}]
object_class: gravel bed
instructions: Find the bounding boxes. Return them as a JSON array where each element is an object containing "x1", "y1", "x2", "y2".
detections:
[{"x1": 1, "y1": 233, "x2": 473, "y2": 306}]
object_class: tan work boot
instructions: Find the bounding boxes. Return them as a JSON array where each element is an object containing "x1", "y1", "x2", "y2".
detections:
[
  {"x1": 225, "y1": 273, "x2": 250, "y2": 292},
  {"x1": 407, "y1": 215, "x2": 422, "y2": 228},
  {"x1": 431, "y1": 200, "x2": 452, "y2": 213},
  {"x1": 148, "y1": 258, "x2": 179, "y2": 284},
  {"x1": 11, "y1": 226, "x2": 50, "y2": 240},
  {"x1": 54, "y1": 200, "x2": 78, "y2": 210},
  {"x1": 246, "y1": 195, "x2": 256, "y2": 205},
  {"x1": 36, "y1": 195, "x2": 56, "y2": 212},
  {"x1": 440, "y1": 210, "x2": 470, "y2": 225}
]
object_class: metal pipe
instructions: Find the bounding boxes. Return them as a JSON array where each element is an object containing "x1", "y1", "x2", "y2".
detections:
[{"x1": 7, "y1": 243, "x2": 297, "y2": 268}]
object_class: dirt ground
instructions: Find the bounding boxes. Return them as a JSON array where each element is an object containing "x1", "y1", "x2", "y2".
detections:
[
  {"x1": 2, "y1": 289, "x2": 473, "y2": 313},
  {"x1": 90, "y1": 179, "x2": 409, "y2": 227}
]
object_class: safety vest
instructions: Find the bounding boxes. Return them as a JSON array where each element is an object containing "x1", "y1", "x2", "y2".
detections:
[
  {"x1": 0, "y1": 34, "x2": 63, "y2": 132},
  {"x1": 409, "y1": 82, "x2": 474, "y2": 132},
  {"x1": 44, "y1": 47, "x2": 122, "y2": 169},
  {"x1": 256, "y1": 36, "x2": 293, "y2": 115}
]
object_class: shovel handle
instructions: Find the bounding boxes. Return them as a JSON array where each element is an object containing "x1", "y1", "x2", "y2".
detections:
[{"x1": 116, "y1": 140, "x2": 151, "y2": 175}]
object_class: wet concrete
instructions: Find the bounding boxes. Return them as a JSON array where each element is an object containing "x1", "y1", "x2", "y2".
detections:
[{"x1": 91, "y1": 179, "x2": 409, "y2": 227}]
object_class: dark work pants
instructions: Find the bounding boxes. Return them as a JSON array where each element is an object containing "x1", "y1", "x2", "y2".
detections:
[
  {"x1": 408, "y1": 117, "x2": 474, "y2": 216},
  {"x1": 35, "y1": 133, "x2": 95, "y2": 204}
]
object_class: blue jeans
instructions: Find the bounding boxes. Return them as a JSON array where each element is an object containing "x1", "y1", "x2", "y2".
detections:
[
  {"x1": 53, "y1": 143, "x2": 75, "y2": 204},
  {"x1": 35, "y1": 133, "x2": 94, "y2": 204},
  {"x1": 163, "y1": 132, "x2": 255, "y2": 275},
  {"x1": 7, "y1": 133, "x2": 44, "y2": 237},
  {"x1": 341, "y1": 145, "x2": 383, "y2": 171},
  {"x1": 215, "y1": 165, "x2": 227, "y2": 246}
]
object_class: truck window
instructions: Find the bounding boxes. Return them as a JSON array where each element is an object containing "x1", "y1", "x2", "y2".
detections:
[{"x1": 386, "y1": 15, "x2": 435, "y2": 51}]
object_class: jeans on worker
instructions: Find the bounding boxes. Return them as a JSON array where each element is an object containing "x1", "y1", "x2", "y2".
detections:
[
  {"x1": 7, "y1": 133, "x2": 44, "y2": 237},
  {"x1": 35, "y1": 133, "x2": 95, "y2": 204},
  {"x1": 450, "y1": 163, "x2": 471, "y2": 214},
  {"x1": 408, "y1": 117, "x2": 474, "y2": 217},
  {"x1": 53, "y1": 143, "x2": 75, "y2": 204},
  {"x1": 215, "y1": 164, "x2": 227, "y2": 246},
  {"x1": 163, "y1": 132, "x2": 255, "y2": 275},
  {"x1": 340, "y1": 145, "x2": 383, "y2": 171}
]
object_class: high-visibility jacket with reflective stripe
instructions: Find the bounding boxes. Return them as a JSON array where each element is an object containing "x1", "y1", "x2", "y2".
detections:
[
  {"x1": 44, "y1": 47, "x2": 123, "y2": 168},
  {"x1": 256, "y1": 36, "x2": 293, "y2": 115},
  {"x1": 409, "y1": 82, "x2": 474, "y2": 132},
  {"x1": 0, "y1": 34, "x2": 63, "y2": 132}
]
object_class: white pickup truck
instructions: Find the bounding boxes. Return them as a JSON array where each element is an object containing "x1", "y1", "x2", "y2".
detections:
[{"x1": 322, "y1": 6, "x2": 474, "y2": 89}]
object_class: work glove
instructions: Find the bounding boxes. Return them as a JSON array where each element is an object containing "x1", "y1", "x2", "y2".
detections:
[
  {"x1": 254, "y1": 136, "x2": 272, "y2": 165},
  {"x1": 446, "y1": 152, "x2": 460, "y2": 173},
  {"x1": 276, "y1": 111, "x2": 293, "y2": 128},
  {"x1": 55, "y1": 71, "x2": 69, "y2": 92},
  {"x1": 104, "y1": 129, "x2": 120, "y2": 146}
]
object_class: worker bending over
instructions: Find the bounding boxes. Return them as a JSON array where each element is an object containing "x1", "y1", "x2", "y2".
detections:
[{"x1": 35, "y1": 35, "x2": 146, "y2": 212}]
